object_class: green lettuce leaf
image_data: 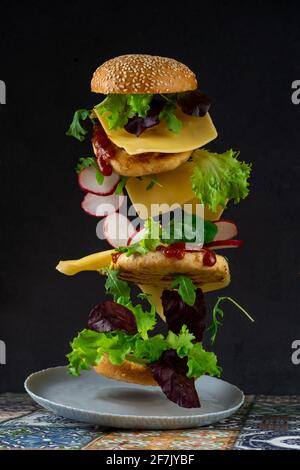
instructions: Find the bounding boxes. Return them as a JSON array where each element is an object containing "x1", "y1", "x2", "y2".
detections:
[
  {"x1": 67, "y1": 329, "x2": 135, "y2": 375},
  {"x1": 126, "y1": 302, "x2": 156, "y2": 340},
  {"x1": 67, "y1": 324, "x2": 221, "y2": 381},
  {"x1": 187, "y1": 343, "x2": 222, "y2": 378},
  {"x1": 161, "y1": 214, "x2": 217, "y2": 245},
  {"x1": 95, "y1": 93, "x2": 183, "y2": 133},
  {"x1": 134, "y1": 334, "x2": 168, "y2": 363},
  {"x1": 66, "y1": 109, "x2": 90, "y2": 142},
  {"x1": 171, "y1": 275, "x2": 197, "y2": 306},
  {"x1": 191, "y1": 149, "x2": 252, "y2": 213},
  {"x1": 166, "y1": 325, "x2": 195, "y2": 357}
]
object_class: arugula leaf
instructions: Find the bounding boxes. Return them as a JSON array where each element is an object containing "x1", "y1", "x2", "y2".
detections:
[
  {"x1": 66, "y1": 109, "x2": 90, "y2": 142},
  {"x1": 159, "y1": 100, "x2": 182, "y2": 133},
  {"x1": 75, "y1": 157, "x2": 104, "y2": 184},
  {"x1": 115, "y1": 176, "x2": 128, "y2": 195},
  {"x1": 166, "y1": 326, "x2": 195, "y2": 357},
  {"x1": 208, "y1": 297, "x2": 254, "y2": 344},
  {"x1": 116, "y1": 218, "x2": 161, "y2": 257},
  {"x1": 187, "y1": 343, "x2": 221, "y2": 378},
  {"x1": 191, "y1": 149, "x2": 252, "y2": 213},
  {"x1": 102, "y1": 268, "x2": 131, "y2": 304},
  {"x1": 146, "y1": 175, "x2": 161, "y2": 191},
  {"x1": 171, "y1": 275, "x2": 197, "y2": 306}
]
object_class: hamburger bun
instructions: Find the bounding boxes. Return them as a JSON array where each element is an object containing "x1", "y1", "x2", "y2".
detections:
[
  {"x1": 111, "y1": 251, "x2": 230, "y2": 289},
  {"x1": 91, "y1": 54, "x2": 197, "y2": 94},
  {"x1": 94, "y1": 354, "x2": 157, "y2": 386}
]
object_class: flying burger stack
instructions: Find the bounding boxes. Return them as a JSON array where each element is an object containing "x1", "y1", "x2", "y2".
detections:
[{"x1": 58, "y1": 55, "x2": 252, "y2": 408}]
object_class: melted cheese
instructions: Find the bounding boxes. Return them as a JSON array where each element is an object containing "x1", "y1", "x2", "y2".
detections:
[
  {"x1": 95, "y1": 107, "x2": 217, "y2": 155},
  {"x1": 56, "y1": 250, "x2": 114, "y2": 276},
  {"x1": 125, "y1": 162, "x2": 224, "y2": 221}
]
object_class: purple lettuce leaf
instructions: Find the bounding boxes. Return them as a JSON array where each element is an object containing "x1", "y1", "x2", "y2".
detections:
[
  {"x1": 124, "y1": 95, "x2": 166, "y2": 136},
  {"x1": 177, "y1": 91, "x2": 210, "y2": 117},
  {"x1": 87, "y1": 300, "x2": 137, "y2": 335},
  {"x1": 150, "y1": 350, "x2": 200, "y2": 408},
  {"x1": 161, "y1": 288, "x2": 206, "y2": 342}
]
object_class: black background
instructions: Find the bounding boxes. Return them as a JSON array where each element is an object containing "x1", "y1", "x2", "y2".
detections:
[{"x1": 0, "y1": 0, "x2": 299, "y2": 393}]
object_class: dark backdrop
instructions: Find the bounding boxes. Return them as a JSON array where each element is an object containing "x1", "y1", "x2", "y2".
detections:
[{"x1": 1, "y1": 0, "x2": 299, "y2": 393}]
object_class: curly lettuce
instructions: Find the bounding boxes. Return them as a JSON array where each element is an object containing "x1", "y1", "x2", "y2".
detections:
[{"x1": 191, "y1": 149, "x2": 252, "y2": 213}]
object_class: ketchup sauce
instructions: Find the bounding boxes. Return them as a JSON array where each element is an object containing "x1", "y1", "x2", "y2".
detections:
[
  {"x1": 156, "y1": 242, "x2": 185, "y2": 260},
  {"x1": 157, "y1": 243, "x2": 217, "y2": 266},
  {"x1": 92, "y1": 124, "x2": 115, "y2": 176},
  {"x1": 111, "y1": 252, "x2": 122, "y2": 264}
]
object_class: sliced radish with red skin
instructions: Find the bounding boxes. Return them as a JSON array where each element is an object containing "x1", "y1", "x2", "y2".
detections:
[
  {"x1": 127, "y1": 227, "x2": 146, "y2": 246},
  {"x1": 78, "y1": 166, "x2": 120, "y2": 196},
  {"x1": 205, "y1": 239, "x2": 243, "y2": 249},
  {"x1": 81, "y1": 192, "x2": 125, "y2": 217},
  {"x1": 184, "y1": 242, "x2": 203, "y2": 251},
  {"x1": 213, "y1": 220, "x2": 238, "y2": 241},
  {"x1": 103, "y1": 213, "x2": 135, "y2": 248}
]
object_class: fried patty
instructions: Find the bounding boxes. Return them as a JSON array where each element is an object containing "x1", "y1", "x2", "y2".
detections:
[
  {"x1": 93, "y1": 143, "x2": 192, "y2": 177},
  {"x1": 111, "y1": 251, "x2": 230, "y2": 288}
]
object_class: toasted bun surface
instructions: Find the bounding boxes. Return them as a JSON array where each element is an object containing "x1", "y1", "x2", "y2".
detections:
[
  {"x1": 94, "y1": 355, "x2": 157, "y2": 386},
  {"x1": 111, "y1": 251, "x2": 230, "y2": 288},
  {"x1": 91, "y1": 54, "x2": 197, "y2": 94}
]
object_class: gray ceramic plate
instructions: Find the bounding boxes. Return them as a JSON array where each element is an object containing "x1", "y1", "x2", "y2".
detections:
[{"x1": 25, "y1": 366, "x2": 244, "y2": 429}]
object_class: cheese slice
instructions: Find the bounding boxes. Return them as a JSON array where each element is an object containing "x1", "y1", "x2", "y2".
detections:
[
  {"x1": 95, "y1": 107, "x2": 217, "y2": 155},
  {"x1": 56, "y1": 249, "x2": 114, "y2": 276},
  {"x1": 125, "y1": 162, "x2": 224, "y2": 221}
]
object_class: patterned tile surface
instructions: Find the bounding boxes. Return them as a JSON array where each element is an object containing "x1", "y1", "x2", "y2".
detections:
[{"x1": 0, "y1": 394, "x2": 299, "y2": 450}]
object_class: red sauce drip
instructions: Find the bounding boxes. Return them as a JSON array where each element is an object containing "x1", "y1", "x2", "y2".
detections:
[
  {"x1": 111, "y1": 252, "x2": 122, "y2": 264},
  {"x1": 201, "y1": 248, "x2": 216, "y2": 267},
  {"x1": 92, "y1": 124, "x2": 115, "y2": 176},
  {"x1": 156, "y1": 242, "x2": 185, "y2": 260}
]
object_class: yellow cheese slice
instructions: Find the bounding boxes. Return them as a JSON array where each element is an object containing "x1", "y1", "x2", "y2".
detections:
[
  {"x1": 56, "y1": 249, "x2": 114, "y2": 276},
  {"x1": 95, "y1": 107, "x2": 217, "y2": 155},
  {"x1": 126, "y1": 162, "x2": 224, "y2": 221}
]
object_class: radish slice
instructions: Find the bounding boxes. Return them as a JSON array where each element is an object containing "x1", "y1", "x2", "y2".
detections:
[
  {"x1": 81, "y1": 192, "x2": 125, "y2": 217},
  {"x1": 213, "y1": 220, "x2": 238, "y2": 241},
  {"x1": 78, "y1": 166, "x2": 120, "y2": 196},
  {"x1": 184, "y1": 242, "x2": 203, "y2": 251},
  {"x1": 205, "y1": 239, "x2": 243, "y2": 249},
  {"x1": 103, "y1": 213, "x2": 135, "y2": 248},
  {"x1": 127, "y1": 227, "x2": 146, "y2": 246}
]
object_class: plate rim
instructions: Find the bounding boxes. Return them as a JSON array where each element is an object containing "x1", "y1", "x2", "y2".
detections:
[{"x1": 24, "y1": 366, "x2": 244, "y2": 421}]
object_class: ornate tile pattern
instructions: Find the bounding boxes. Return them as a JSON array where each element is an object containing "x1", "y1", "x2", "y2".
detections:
[{"x1": 0, "y1": 394, "x2": 299, "y2": 450}]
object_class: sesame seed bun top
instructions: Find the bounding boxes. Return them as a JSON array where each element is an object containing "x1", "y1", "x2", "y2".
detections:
[{"x1": 91, "y1": 54, "x2": 198, "y2": 94}]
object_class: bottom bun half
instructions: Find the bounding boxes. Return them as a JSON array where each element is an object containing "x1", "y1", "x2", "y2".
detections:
[{"x1": 94, "y1": 355, "x2": 157, "y2": 386}]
